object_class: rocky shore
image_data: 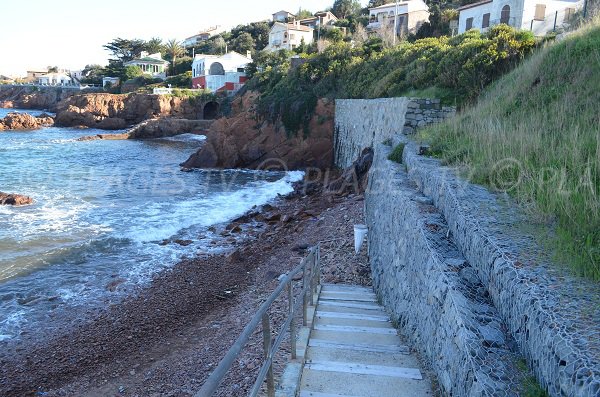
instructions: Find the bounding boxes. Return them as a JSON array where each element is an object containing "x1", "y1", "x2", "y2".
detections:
[
  {"x1": 0, "y1": 112, "x2": 54, "y2": 131},
  {"x1": 0, "y1": 177, "x2": 371, "y2": 397}
]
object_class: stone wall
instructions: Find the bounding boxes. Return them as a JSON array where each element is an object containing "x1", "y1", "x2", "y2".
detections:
[
  {"x1": 366, "y1": 143, "x2": 527, "y2": 396},
  {"x1": 334, "y1": 97, "x2": 409, "y2": 168},
  {"x1": 403, "y1": 98, "x2": 456, "y2": 135},
  {"x1": 334, "y1": 97, "x2": 455, "y2": 168},
  {"x1": 400, "y1": 140, "x2": 600, "y2": 396}
]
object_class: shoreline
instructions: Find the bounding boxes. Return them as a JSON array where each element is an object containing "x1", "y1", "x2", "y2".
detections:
[{"x1": 0, "y1": 181, "x2": 372, "y2": 397}]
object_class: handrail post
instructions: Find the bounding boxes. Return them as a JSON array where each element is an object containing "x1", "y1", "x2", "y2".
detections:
[
  {"x1": 288, "y1": 283, "x2": 297, "y2": 359},
  {"x1": 302, "y1": 259, "x2": 309, "y2": 326},
  {"x1": 261, "y1": 313, "x2": 275, "y2": 397},
  {"x1": 309, "y1": 253, "x2": 315, "y2": 307}
]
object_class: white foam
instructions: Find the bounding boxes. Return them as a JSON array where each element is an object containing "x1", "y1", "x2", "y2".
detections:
[
  {"x1": 126, "y1": 171, "x2": 304, "y2": 243},
  {"x1": 162, "y1": 133, "x2": 207, "y2": 143}
]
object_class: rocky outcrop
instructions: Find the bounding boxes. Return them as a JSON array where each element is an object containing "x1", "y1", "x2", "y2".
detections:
[
  {"x1": 0, "y1": 85, "x2": 86, "y2": 112},
  {"x1": 181, "y1": 92, "x2": 334, "y2": 170},
  {"x1": 76, "y1": 118, "x2": 213, "y2": 141},
  {"x1": 0, "y1": 112, "x2": 54, "y2": 131},
  {"x1": 54, "y1": 93, "x2": 206, "y2": 130},
  {"x1": 0, "y1": 192, "x2": 33, "y2": 206}
]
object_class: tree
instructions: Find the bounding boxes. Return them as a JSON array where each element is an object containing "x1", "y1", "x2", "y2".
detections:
[
  {"x1": 210, "y1": 36, "x2": 227, "y2": 54},
  {"x1": 367, "y1": 0, "x2": 387, "y2": 7},
  {"x1": 164, "y1": 39, "x2": 185, "y2": 76},
  {"x1": 80, "y1": 64, "x2": 104, "y2": 85},
  {"x1": 232, "y1": 32, "x2": 255, "y2": 55},
  {"x1": 47, "y1": 66, "x2": 59, "y2": 73},
  {"x1": 171, "y1": 56, "x2": 193, "y2": 76},
  {"x1": 103, "y1": 38, "x2": 147, "y2": 63},
  {"x1": 297, "y1": 7, "x2": 313, "y2": 19},
  {"x1": 145, "y1": 37, "x2": 165, "y2": 56},
  {"x1": 123, "y1": 65, "x2": 143, "y2": 81},
  {"x1": 332, "y1": 0, "x2": 362, "y2": 19}
]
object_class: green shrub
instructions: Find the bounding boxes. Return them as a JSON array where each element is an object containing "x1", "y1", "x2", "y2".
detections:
[
  {"x1": 248, "y1": 25, "x2": 536, "y2": 133},
  {"x1": 388, "y1": 143, "x2": 406, "y2": 163}
]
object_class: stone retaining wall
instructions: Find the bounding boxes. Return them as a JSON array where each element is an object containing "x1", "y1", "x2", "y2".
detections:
[
  {"x1": 366, "y1": 143, "x2": 526, "y2": 396},
  {"x1": 401, "y1": 141, "x2": 600, "y2": 396},
  {"x1": 334, "y1": 98, "x2": 409, "y2": 168},
  {"x1": 334, "y1": 97, "x2": 455, "y2": 168},
  {"x1": 403, "y1": 98, "x2": 456, "y2": 135}
]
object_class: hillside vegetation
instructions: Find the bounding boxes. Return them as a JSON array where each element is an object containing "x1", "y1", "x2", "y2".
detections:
[
  {"x1": 248, "y1": 25, "x2": 536, "y2": 133},
  {"x1": 420, "y1": 20, "x2": 600, "y2": 280}
]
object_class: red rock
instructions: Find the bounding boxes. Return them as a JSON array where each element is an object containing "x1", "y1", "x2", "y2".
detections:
[
  {"x1": 0, "y1": 112, "x2": 54, "y2": 131},
  {"x1": 180, "y1": 91, "x2": 334, "y2": 170},
  {"x1": 0, "y1": 192, "x2": 33, "y2": 206}
]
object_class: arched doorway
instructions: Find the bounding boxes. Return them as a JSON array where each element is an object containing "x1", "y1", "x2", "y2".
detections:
[
  {"x1": 500, "y1": 5, "x2": 511, "y2": 24},
  {"x1": 209, "y1": 62, "x2": 225, "y2": 75},
  {"x1": 203, "y1": 101, "x2": 220, "y2": 120}
]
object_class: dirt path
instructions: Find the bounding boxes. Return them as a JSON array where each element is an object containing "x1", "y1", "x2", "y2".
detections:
[{"x1": 0, "y1": 184, "x2": 370, "y2": 397}]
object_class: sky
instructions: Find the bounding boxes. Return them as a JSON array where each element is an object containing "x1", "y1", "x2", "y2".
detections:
[{"x1": 0, "y1": 0, "x2": 369, "y2": 77}]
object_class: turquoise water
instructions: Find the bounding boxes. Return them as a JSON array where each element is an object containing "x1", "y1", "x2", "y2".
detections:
[{"x1": 0, "y1": 109, "x2": 302, "y2": 341}]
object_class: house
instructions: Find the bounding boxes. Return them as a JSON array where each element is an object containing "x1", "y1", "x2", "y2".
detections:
[
  {"x1": 191, "y1": 51, "x2": 252, "y2": 93},
  {"x1": 299, "y1": 10, "x2": 339, "y2": 29},
  {"x1": 263, "y1": 22, "x2": 314, "y2": 52},
  {"x1": 37, "y1": 72, "x2": 73, "y2": 86},
  {"x1": 183, "y1": 26, "x2": 224, "y2": 48},
  {"x1": 458, "y1": 0, "x2": 582, "y2": 35},
  {"x1": 25, "y1": 70, "x2": 48, "y2": 83},
  {"x1": 123, "y1": 52, "x2": 169, "y2": 79},
  {"x1": 367, "y1": 1, "x2": 430, "y2": 36},
  {"x1": 273, "y1": 10, "x2": 295, "y2": 22}
]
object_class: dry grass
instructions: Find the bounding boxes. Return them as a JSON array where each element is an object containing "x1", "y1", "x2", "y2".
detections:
[{"x1": 419, "y1": 18, "x2": 600, "y2": 280}]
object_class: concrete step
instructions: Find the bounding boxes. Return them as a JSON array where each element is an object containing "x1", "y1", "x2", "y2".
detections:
[
  {"x1": 315, "y1": 313, "x2": 392, "y2": 329},
  {"x1": 310, "y1": 329, "x2": 402, "y2": 346},
  {"x1": 313, "y1": 304, "x2": 388, "y2": 317},
  {"x1": 317, "y1": 300, "x2": 381, "y2": 311},
  {"x1": 313, "y1": 324, "x2": 396, "y2": 335},
  {"x1": 300, "y1": 366, "x2": 431, "y2": 397},
  {"x1": 320, "y1": 284, "x2": 374, "y2": 294},
  {"x1": 308, "y1": 339, "x2": 410, "y2": 354},
  {"x1": 306, "y1": 345, "x2": 415, "y2": 367}
]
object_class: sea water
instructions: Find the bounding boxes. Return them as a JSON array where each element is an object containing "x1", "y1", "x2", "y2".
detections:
[{"x1": 0, "y1": 109, "x2": 303, "y2": 341}]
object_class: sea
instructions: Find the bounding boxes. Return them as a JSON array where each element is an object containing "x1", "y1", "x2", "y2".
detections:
[{"x1": 0, "y1": 108, "x2": 303, "y2": 342}]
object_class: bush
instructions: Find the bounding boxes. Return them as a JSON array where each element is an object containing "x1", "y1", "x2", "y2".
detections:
[
  {"x1": 388, "y1": 143, "x2": 405, "y2": 163},
  {"x1": 166, "y1": 71, "x2": 192, "y2": 88}
]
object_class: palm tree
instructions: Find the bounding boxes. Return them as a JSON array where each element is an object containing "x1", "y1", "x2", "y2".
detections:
[{"x1": 165, "y1": 39, "x2": 185, "y2": 76}]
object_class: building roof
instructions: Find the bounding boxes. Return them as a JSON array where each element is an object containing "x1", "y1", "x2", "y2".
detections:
[
  {"x1": 369, "y1": 0, "x2": 429, "y2": 13},
  {"x1": 125, "y1": 57, "x2": 168, "y2": 65},
  {"x1": 271, "y1": 22, "x2": 314, "y2": 32},
  {"x1": 273, "y1": 10, "x2": 295, "y2": 16},
  {"x1": 192, "y1": 51, "x2": 252, "y2": 64},
  {"x1": 457, "y1": 0, "x2": 493, "y2": 10}
]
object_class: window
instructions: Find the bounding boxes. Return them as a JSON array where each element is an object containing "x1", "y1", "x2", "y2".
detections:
[
  {"x1": 482, "y1": 13, "x2": 490, "y2": 28},
  {"x1": 466, "y1": 17, "x2": 474, "y2": 30},
  {"x1": 565, "y1": 7, "x2": 575, "y2": 21},
  {"x1": 290, "y1": 33, "x2": 295, "y2": 40},
  {"x1": 534, "y1": 4, "x2": 546, "y2": 21},
  {"x1": 500, "y1": 5, "x2": 511, "y2": 24}
]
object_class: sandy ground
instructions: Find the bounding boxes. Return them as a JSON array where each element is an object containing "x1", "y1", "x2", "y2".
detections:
[{"x1": 0, "y1": 181, "x2": 372, "y2": 397}]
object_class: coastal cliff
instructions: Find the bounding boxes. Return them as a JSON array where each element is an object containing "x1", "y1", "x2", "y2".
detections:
[
  {"x1": 0, "y1": 86, "x2": 85, "y2": 112},
  {"x1": 54, "y1": 93, "x2": 206, "y2": 130},
  {"x1": 181, "y1": 92, "x2": 334, "y2": 170}
]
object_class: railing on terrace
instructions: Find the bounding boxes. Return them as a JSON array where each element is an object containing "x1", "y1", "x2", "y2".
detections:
[
  {"x1": 1, "y1": 82, "x2": 101, "y2": 89},
  {"x1": 195, "y1": 244, "x2": 321, "y2": 397}
]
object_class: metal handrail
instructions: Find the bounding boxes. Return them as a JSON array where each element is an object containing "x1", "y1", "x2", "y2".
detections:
[{"x1": 195, "y1": 244, "x2": 321, "y2": 397}]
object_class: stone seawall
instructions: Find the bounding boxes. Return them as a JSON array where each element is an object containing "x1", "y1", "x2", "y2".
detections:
[{"x1": 334, "y1": 98, "x2": 455, "y2": 168}]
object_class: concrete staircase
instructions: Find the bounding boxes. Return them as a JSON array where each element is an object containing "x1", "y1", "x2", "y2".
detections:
[{"x1": 296, "y1": 284, "x2": 432, "y2": 397}]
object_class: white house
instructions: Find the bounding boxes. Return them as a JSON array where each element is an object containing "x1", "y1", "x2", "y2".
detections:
[
  {"x1": 273, "y1": 10, "x2": 295, "y2": 22},
  {"x1": 367, "y1": 1, "x2": 430, "y2": 36},
  {"x1": 263, "y1": 22, "x2": 314, "y2": 52},
  {"x1": 37, "y1": 72, "x2": 73, "y2": 86},
  {"x1": 191, "y1": 51, "x2": 252, "y2": 92},
  {"x1": 458, "y1": 0, "x2": 582, "y2": 35},
  {"x1": 123, "y1": 52, "x2": 169, "y2": 79},
  {"x1": 299, "y1": 10, "x2": 339, "y2": 29},
  {"x1": 183, "y1": 26, "x2": 224, "y2": 48}
]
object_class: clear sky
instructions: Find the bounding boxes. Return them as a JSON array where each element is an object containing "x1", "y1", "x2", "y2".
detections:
[{"x1": 0, "y1": 0, "x2": 368, "y2": 77}]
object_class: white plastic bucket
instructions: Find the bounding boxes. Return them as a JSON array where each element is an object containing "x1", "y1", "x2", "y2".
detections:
[{"x1": 354, "y1": 224, "x2": 368, "y2": 254}]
